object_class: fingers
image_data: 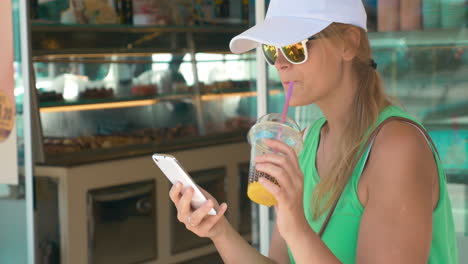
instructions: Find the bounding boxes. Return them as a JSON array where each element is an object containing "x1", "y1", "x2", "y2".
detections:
[
  {"x1": 196, "y1": 203, "x2": 228, "y2": 230},
  {"x1": 259, "y1": 177, "x2": 284, "y2": 202},
  {"x1": 263, "y1": 139, "x2": 299, "y2": 165},
  {"x1": 176, "y1": 186, "x2": 194, "y2": 222},
  {"x1": 256, "y1": 139, "x2": 303, "y2": 186},
  {"x1": 170, "y1": 182, "x2": 228, "y2": 238},
  {"x1": 186, "y1": 203, "x2": 228, "y2": 238},
  {"x1": 169, "y1": 182, "x2": 183, "y2": 205},
  {"x1": 255, "y1": 162, "x2": 293, "y2": 192},
  {"x1": 255, "y1": 153, "x2": 298, "y2": 177},
  {"x1": 188, "y1": 199, "x2": 215, "y2": 227},
  {"x1": 218, "y1": 203, "x2": 228, "y2": 216}
]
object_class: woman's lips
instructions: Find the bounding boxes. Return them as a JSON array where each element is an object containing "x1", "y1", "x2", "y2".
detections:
[{"x1": 283, "y1": 81, "x2": 298, "y2": 86}]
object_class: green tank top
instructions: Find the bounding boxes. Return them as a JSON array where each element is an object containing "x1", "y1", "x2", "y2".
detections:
[{"x1": 288, "y1": 105, "x2": 458, "y2": 264}]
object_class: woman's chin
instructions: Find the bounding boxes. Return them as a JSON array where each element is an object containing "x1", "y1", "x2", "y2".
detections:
[{"x1": 289, "y1": 98, "x2": 311, "y2": 107}]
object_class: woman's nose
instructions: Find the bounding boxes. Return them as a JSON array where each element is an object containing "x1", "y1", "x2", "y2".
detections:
[{"x1": 275, "y1": 49, "x2": 291, "y2": 70}]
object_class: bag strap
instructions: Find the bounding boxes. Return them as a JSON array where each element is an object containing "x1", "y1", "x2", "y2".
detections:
[{"x1": 317, "y1": 116, "x2": 435, "y2": 238}]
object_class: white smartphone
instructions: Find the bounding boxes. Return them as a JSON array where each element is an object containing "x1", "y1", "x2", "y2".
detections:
[{"x1": 152, "y1": 153, "x2": 217, "y2": 215}]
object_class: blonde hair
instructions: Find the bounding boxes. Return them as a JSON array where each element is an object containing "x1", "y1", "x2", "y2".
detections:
[{"x1": 311, "y1": 23, "x2": 396, "y2": 219}]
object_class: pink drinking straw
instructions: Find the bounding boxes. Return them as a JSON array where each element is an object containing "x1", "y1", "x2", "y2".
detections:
[{"x1": 276, "y1": 81, "x2": 294, "y2": 140}]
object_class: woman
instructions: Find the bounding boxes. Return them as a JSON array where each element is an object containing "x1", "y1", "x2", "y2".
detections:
[{"x1": 169, "y1": 0, "x2": 458, "y2": 263}]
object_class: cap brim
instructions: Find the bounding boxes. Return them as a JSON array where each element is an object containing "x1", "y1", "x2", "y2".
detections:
[{"x1": 230, "y1": 17, "x2": 332, "y2": 54}]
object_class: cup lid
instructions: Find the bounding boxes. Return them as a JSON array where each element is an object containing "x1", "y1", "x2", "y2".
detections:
[{"x1": 256, "y1": 113, "x2": 302, "y2": 132}]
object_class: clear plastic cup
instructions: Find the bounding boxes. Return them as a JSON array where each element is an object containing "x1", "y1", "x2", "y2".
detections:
[{"x1": 247, "y1": 113, "x2": 304, "y2": 206}]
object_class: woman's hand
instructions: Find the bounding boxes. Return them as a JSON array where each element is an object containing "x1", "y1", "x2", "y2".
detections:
[
  {"x1": 169, "y1": 182, "x2": 228, "y2": 239},
  {"x1": 255, "y1": 139, "x2": 310, "y2": 241}
]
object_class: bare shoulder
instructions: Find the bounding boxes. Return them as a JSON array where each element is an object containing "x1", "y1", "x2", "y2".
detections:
[
  {"x1": 370, "y1": 120, "x2": 434, "y2": 168},
  {"x1": 360, "y1": 120, "x2": 438, "y2": 205},
  {"x1": 356, "y1": 120, "x2": 439, "y2": 263}
]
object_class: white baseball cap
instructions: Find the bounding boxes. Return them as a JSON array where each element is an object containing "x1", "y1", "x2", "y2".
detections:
[{"x1": 230, "y1": 0, "x2": 368, "y2": 54}]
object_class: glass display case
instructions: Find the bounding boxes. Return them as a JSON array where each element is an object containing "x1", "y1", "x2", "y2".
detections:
[
  {"x1": 32, "y1": 50, "x2": 284, "y2": 165},
  {"x1": 29, "y1": 0, "x2": 263, "y2": 166}
]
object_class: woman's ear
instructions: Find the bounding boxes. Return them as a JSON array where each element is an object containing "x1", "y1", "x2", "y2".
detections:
[{"x1": 342, "y1": 27, "x2": 361, "y2": 62}]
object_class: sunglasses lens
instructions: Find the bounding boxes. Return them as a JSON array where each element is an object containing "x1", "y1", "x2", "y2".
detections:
[
  {"x1": 281, "y1": 42, "x2": 306, "y2": 63},
  {"x1": 262, "y1": 44, "x2": 277, "y2": 65}
]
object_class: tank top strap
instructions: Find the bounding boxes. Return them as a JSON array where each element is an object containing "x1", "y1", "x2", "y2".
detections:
[{"x1": 304, "y1": 117, "x2": 326, "y2": 141}]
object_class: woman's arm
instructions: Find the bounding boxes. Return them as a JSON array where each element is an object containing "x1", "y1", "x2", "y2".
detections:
[
  {"x1": 269, "y1": 223, "x2": 292, "y2": 264},
  {"x1": 211, "y1": 218, "x2": 274, "y2": 264},
  {"x1": 356, "y1": 121, "x2": 437, "y2": 263},
  {"x1": 282, "y1": 222, "x2": 341, "y2": 264},
  {"x1": 214, "y1": 218, "x2": 293, "y2": 264}
]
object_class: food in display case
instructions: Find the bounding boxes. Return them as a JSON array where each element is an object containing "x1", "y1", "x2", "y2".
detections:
[
  {"x1": 33, "y1": 52, "x2": 257, "y2": 163},
  {"x1": 200, "y1": 80, "x2": 251, "y2": 94},
  {"x1": 224, "y1": 116, "x2": 255, "y2": 132},
  {"x1": 79, "y1": 87, "x2": 114, "y2": 99},
  {"x1": 205, "y1": 117, "x2": 255, "y2": 135},
  {"x1": 131, "y1": 84, "x2": 158, "y2": 96},
  {"x1": 171, "y1": 82, "x2": 191, "y2": 93},
  {"x1": 38, "y1": 90, "x2": 64, "y2": 103},
  {"x1": 83, "y1": 0, "x2": 119, "y2": 24},
  {"x1": 43, "y1": 124, "x2": 199, "y2": 155},
  {"x1": 132, "y1": 0, "x2": 172, "y2": 25}
]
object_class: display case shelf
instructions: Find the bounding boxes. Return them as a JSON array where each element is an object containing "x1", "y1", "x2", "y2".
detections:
[
  {"x1": 38, "y1": 89, "x2": 282, "y2": 113},
  {"x1": 32, "y1": 24, "x2": 467, "y2": 57},
  {"x1": 31, "y1": 23, "x2": 247, "y2": 33},
  {"x1": 369, "y1": 28, "x2": 468, "y2": 49},
  {"x1": 201, "y1": 88, "x2": 281, "y2": 101},
  {"x1": 39, "y1": 93, "x2": 192, "y2": 113},
  {"x1": 31, "y1": 23, "x2": 248, "y2": 56},
  {"x1": 422, "y1": 101, "x2": 468, "y2": 122},
  {"x1": 41, "y1": 130, "x2": 249, "y2": 166}
]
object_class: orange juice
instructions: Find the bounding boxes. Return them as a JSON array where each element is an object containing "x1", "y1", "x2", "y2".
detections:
[{"x1": 247, "y1": 181, "x2": 277, "y2": 206}]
